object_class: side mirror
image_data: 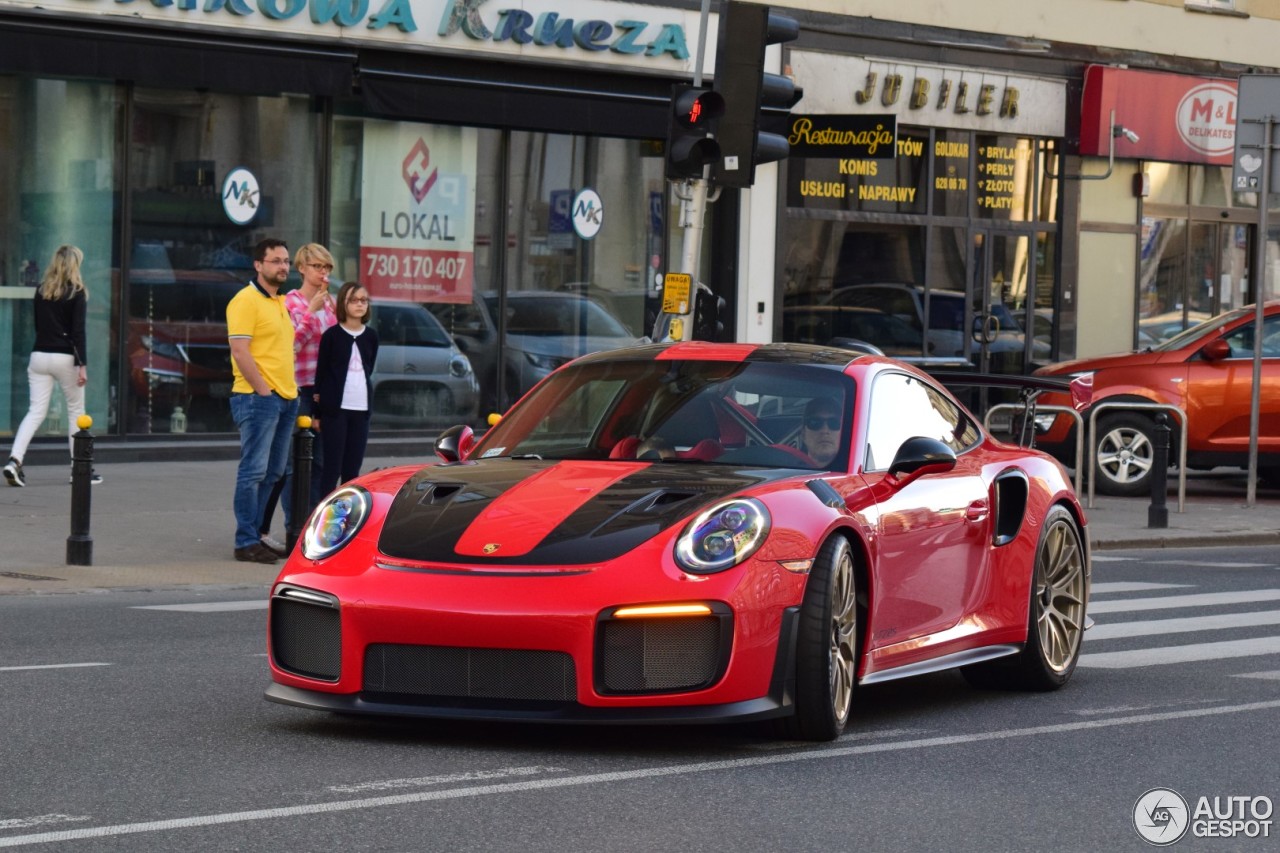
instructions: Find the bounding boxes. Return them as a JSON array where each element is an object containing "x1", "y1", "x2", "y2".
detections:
[
  {"x1": 1201, "y1": 338, "x2": 1231, "y2": 361},
  {"x1": 887, "y1": 436, "x2": 957, "y2": 485},
  {"x1": 434, "y1": 424, "x2": 476, "y2": 463}
]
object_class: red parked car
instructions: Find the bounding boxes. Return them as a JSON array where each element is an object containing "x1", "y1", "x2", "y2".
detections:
[
  {"x1": 1033, "y1": 302, "x2": 1280, "y2": 496},
  {"x1": 266, "y1": 342, "x2": 1088, "y2": 740}
]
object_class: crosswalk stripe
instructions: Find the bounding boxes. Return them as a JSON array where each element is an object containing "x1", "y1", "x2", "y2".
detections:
[
  {"x1": 1088, "y1": 589, "x2": 1280, "y2": 614},
  {"x1": 131, "y1": 601, "x2": 268, "y2": 612},
  {"x1": 1234, "y1": 670, "x2": 1280, "y2": 681},
  {"x1": 1090, "y1": 582, "x2": 1192, "y2": 594},
  {"x1": 1080, "y1": 636, "x2": 1280, "y2": 668},
  {"x1": 1087, "y1": 610, "x2": 1280, "y2": 640},
  {"x1": 1160, "y1": 561, "x2": 1274, "y2": 568}
]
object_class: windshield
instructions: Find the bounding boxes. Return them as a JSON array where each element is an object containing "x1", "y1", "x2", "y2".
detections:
[
  {"x1": 1154, "y1": 306, "x2": 1252, "y2": 352},
  {"x1": 472, "y1": 359, "x2": 856, "y2": 471}
]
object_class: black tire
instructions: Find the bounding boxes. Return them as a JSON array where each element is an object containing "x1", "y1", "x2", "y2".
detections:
[
  {"x1": 1093, "y1": 412, "x2": 1160, "y2": 497},
  {"x1": 962, "y1": 505, "x2": 1087, "y2": 691},
  {"x1": 785, "y1": 535, "x2": 859, "y2": 741}
]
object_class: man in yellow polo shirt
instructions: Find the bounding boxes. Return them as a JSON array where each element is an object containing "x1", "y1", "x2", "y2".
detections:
[{"x1": 227, "y1": 238, "x2": 299, "y2": 563}]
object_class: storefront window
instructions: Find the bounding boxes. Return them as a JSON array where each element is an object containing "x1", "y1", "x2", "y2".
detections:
[
  {"x1": 126, "y1": 89, "x2": 321, "y2": 434},
  {"x1": 499, "y1": 132, "x2": 659, "y2": 407},
  {"x1": 975, "y1": 135, "x2": 1036, "y2": 222},
  {"x1": 1, "y1": 77, "x2": 121, "y2": 441},
  {"x1": 330, "y1": 119, "x2": 659, "y2": 422}
]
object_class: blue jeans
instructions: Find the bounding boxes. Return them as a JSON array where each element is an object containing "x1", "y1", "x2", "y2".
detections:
[{"x1": 230, "y1": 392, "x2": 299, "y2": 549}]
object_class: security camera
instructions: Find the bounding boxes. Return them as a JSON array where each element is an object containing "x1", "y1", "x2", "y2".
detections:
[{"x1": 1114, "y1": 126, "x2": 1140, "y2": 144}]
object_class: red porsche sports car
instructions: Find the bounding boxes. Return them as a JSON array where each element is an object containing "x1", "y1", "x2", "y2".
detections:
[{"x1": 266, "y1": 342, "x2": 1090, "y2": 740}]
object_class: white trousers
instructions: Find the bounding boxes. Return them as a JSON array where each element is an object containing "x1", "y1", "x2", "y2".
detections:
[{"x1": 8, "y1": 351, "x2": 85, "y2": 463}]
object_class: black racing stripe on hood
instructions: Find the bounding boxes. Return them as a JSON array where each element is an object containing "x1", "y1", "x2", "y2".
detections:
[{"x1": 377, "y1": 458, "x2": 795, "y2": 565}]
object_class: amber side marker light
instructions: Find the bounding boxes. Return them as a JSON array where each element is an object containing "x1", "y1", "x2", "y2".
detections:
[{"x1": 612, "y1": 604, "x2": 714, "y2": 618}]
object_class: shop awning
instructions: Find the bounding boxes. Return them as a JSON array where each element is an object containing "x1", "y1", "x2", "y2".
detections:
[{"x1": 0, "y1": 14, "x2": 355, "y2": 96}]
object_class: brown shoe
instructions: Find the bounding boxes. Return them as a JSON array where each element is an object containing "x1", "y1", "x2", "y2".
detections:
[{"x1": 234, "y1": 543, "x2": 279, "y2": 564}]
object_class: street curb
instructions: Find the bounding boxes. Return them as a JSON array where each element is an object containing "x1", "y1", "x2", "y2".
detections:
[{"x1": 1092, "y1": 532, "x2": 1280, "y2": 551}]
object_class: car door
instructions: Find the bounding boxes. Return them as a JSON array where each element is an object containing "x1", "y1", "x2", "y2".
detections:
[
  {"x1": 861, "y1": 371, "x2": 991, "y2": 646},
  {"x1": 1183, "y1": 312, "x2": 1280, "y2": 453}
]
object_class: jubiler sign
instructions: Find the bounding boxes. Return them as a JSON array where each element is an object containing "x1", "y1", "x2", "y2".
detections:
[{"x1": 790, "y1": 51, "x2": 1066, "y2": 138}]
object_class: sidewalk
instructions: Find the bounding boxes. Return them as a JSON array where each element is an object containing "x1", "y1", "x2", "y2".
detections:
[{"x1": 3, "y1": 455, "x2": 1279, "y2": 595}]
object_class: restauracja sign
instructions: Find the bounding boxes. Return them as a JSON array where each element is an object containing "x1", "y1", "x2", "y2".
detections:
[{"x1": 72, "y1": 0, "x2": 692, "y2": 59}]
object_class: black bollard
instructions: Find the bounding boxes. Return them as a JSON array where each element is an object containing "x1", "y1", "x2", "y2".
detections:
[
  {"x1": 1148, "y1": 413, "x2": 1170, "y2": 529},
  {"x1": 67, "y1": 415, "x2": 94, "y2": 566},
  {"x1": 286, "y1": 416, "x2": 315, "y2": 554}
]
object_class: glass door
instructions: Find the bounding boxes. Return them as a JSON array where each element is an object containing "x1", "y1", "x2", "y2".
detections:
[{"x1": 971, "y1": 231, "x2": 1037, "y2": 377}]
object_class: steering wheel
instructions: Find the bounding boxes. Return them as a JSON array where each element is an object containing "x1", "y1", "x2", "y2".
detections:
[{"x1": 636, "y1": 436, "x2": 677, "y2": 461}]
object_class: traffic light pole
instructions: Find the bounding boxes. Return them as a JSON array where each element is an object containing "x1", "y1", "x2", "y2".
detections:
[{"x1": 656, "y1": 0, "x2": 715, "y2": 343}]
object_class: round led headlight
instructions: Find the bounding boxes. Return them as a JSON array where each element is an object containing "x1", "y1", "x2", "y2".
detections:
[
  {"x1": 674, "y1": 497, "x2": 771, "y2": 574},
  {"x1": 302, "y1": 485, "x2": 372, "y2": 561}
]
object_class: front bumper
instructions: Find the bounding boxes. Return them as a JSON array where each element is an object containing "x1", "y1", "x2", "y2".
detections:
[
  {"x1": 266, "y1": 606, "x2": 797, "y2": 726},
  {"x1": 266, "y1": 550, "x2": 805, "y2": 723}
]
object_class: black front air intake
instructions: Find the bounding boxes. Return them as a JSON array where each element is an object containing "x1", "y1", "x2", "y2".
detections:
[
  {"x1": 363, "y1": 645, "x2": 577, "y2": 702},
  {"x1": 596, "y1": 607, "x2": 732, "y2": 694},
  {"x1": 270, "y1": 592, "x2": 342, "y2": 682}
]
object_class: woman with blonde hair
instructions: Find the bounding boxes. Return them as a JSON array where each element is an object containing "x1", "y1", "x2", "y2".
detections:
[{"x1": 3, "y1": 244, "x2": 102, "y2": 487}]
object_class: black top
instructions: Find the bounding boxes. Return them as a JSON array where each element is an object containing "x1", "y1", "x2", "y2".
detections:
[
  {"x1": 314, "y1": 324, "x2": 379, "y2": 417},
  {"x1": 32, "y1": 287, "x2": 88, "y2": 367}
]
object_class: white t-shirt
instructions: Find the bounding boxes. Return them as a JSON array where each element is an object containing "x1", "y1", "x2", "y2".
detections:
[{"x1": 341, "y1": 327, "x2": 369, "y2": 412}]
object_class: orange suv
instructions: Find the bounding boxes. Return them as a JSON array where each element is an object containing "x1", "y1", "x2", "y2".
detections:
[{"x1": 1032, "y1": 302, "x2": 1280, "y2": 495}]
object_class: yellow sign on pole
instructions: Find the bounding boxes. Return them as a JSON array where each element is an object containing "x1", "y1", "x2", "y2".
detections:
[{"x1": 662, "y1": 272, "x2": 692, "y2": 314}]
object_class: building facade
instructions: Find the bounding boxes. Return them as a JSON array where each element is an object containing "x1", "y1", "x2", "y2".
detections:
[{"x1": 2, "y1": 0, "x2": 1279, "y2": 448}]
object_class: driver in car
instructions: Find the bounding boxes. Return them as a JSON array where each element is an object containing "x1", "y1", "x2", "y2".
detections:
[{"x1": 800, "y1": 397, "x2": 843, "y2": 467}]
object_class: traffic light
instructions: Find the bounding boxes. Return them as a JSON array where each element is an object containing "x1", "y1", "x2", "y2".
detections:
[
  {"x1": 712, "y1": 2, "x2": 801, "y2": 189},
  {"x1": 692, "y1": 286, "x2": 726, "y2": 341},
  {"x1": 664, "y1": 84, "x2": 724, "y2": 180}
]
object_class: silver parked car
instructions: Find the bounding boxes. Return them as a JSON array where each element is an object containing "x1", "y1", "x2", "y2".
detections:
[{"x1": 367, "y1": 301, "x2": 479, "y2": 427}]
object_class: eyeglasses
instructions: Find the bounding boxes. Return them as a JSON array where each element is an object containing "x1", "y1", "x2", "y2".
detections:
[
  {"x1": 347, "y1": 297, "x2": 369, "y2": 304},
  {"x1": 805, "y1": 416, "x2": 841, "y2": 431},
  {"x1": 307, "y1": 263, "x2": 334, "y2": 272}
]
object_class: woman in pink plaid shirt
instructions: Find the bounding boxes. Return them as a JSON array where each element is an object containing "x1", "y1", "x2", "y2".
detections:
[{"x1": 258, "y1": 243, "x2": 337, "y2": 556}]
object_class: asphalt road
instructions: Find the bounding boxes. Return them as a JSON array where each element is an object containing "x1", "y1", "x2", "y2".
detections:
[{"x1": 2, "y1": 545, "x2": 1278, "y2": 851}]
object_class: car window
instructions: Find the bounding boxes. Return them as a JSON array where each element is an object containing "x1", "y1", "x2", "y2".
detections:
[
  {"x1": 926, "y1": 294, "x2": 966, "y2": 331},
  {"x1": 1223, "y1": 314, "x2": 1280, "y2": 358},
  {"x1": 427, "y1": 301, "x2": 489, "y2": 336},
  {"x1": 833, "y1": 286, "x2": 923, "y2": 331},
  {"x1": 475, "y1": 360, "x2": 854, "y2": 470},
  {"x1": 864, "y1": 372, "x2": 977, "y2": 470},
  {"x1": 1156, "y1": 306, "x2": 1251, "y2": 351},
  {"x1": 487, "y1": 296, "x2": 631, "y2": 339},
  {"x1": 373, "y1": 304, "x2": 452, "y2": 347}
]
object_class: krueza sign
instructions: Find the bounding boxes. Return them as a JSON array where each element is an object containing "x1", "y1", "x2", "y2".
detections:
[
  {"x1": 1232, "y1": 75, "x2": 1280, "y2": 191},
  {"x1": 359, "y1": 119, "x2": 477, "y2": 303},
  {"x1": 22, "y1": 0, "x2": 710, "y2": 74}
]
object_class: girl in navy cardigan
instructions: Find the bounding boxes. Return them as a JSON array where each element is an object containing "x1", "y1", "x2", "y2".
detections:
[{"x1": 314, "y1": 281, "x2": 379, "y2": 496}]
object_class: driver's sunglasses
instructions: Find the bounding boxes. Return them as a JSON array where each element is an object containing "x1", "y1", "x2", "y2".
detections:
[{"x1": 805, "y1": 416, "x2": 841, "y2": 431}]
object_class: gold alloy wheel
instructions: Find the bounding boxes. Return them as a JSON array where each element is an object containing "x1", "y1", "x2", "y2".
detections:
[
  {"x1": 828, "y1": 547, "x2": 857, "y2": 721},
  {"x1": 1035, "y1": 516, "x2": 1086, "y2": 672}
]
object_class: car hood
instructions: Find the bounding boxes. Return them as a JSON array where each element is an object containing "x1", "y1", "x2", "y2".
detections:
[
  {"x1": 377, "y1": 457, "x2": 794, "y2": 565},
  {"x1": 1034, "y1": 348, "x2": 1166, "y2": 376}
]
